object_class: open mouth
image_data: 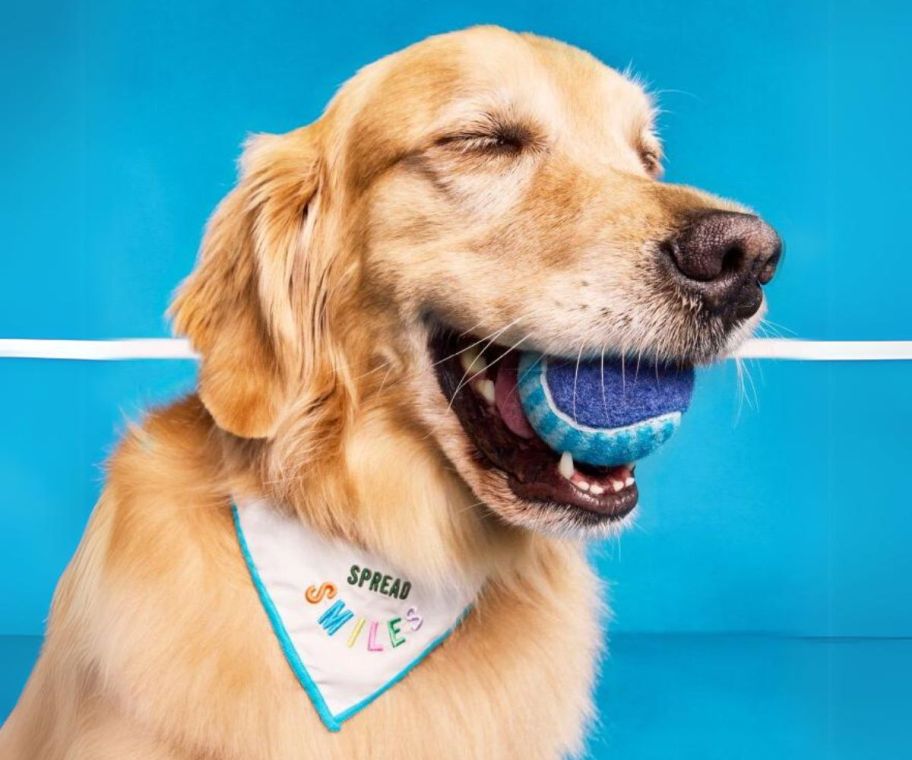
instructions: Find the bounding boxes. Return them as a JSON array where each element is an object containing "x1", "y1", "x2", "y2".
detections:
[{"x1": 430, "y1": 329, "x2": 639, "y2": 524}]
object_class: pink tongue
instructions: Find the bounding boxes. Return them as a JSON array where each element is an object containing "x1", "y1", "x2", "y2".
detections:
[{"x1": 495, "y1": 354, "x2": 536, "y2": 439}]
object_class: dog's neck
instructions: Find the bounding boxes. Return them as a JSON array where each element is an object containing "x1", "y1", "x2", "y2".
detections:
[{"x1": 221, "y1": 414, "x2": 558, "y2": 596}]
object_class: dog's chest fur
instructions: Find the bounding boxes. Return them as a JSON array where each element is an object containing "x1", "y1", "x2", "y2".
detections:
[{"x1": 2, "y1": 399, "x2": 603, "y2": 760}]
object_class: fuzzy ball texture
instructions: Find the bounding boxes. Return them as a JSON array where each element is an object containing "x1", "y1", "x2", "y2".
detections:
[{"x1": 517, "y1": 352, "x2": 695, "y2": 467}]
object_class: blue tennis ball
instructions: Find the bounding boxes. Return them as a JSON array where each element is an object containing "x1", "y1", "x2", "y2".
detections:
[{"x1": 517, "y1": 352, "x2": 695, "y2": 467}]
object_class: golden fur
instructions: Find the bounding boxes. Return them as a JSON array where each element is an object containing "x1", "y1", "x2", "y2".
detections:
[{"x1": 1, "y1": 26, "x2": 763, "y2": 758}]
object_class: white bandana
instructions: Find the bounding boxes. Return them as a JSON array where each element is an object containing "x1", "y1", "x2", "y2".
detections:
[{"x1": 233, "y1": 498, "x2": 478, "y2": 731}]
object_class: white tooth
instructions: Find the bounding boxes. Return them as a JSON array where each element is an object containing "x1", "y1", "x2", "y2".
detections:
[
  {"x1": 590, "y1": 484, "x2": 604, "y2": 495},
  {"x1": 459, "y1": 347, "x2": 478, "y2": 373},
  {"x1": 460, "y1": 347, "x2": 486, "y2": 375},
  {"x1": 575, "y1": 480, "x2": 590, "y2": 492},
  {"x1": 558, "y1": 451, "x2": 574, "y2": 480},
  {"x1": 477, "y1": 379, "x2": 496, "y2": 404},
  {"x1": 611, "y1": 480, "x2": 624, "y2": 493},
  {"x1": 624, "y1": 476, "x2": 635, "y2": 487}
]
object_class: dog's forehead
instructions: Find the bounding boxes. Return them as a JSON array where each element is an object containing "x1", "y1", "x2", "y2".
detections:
[{"x1": 338, "y1": 27, "x2": 654, "y2": 149}]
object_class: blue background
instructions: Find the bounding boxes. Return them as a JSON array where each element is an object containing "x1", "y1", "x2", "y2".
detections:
[{"x1": 2, "y1": 0, "x2": 910, "y2": 757}]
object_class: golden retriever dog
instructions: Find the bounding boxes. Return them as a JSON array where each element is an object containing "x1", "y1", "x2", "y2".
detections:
[{"x1": 1, "y1": 26, "x2": 780, "y2": 759}]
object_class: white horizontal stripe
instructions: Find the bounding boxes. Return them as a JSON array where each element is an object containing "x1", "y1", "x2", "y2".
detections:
[
  {"x1": 0, "y1": 338, "x2": 198, "y2": 360},
  {"x1": 0, "y1": 338, "x2": 910, "y2": 362},
  {"x1": 733, "y1": 339, "x2": 912, "y2": 361}
]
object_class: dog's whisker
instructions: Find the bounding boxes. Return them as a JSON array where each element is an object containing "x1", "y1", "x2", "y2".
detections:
[
  {"x1": 446, "y1": 333, "x2": 530, "y2": 415},
  {"x1": 758, "y1": 317, "x2": 796, "y2": 339},
  {"x1": 375, "y1": 364, "x2": 395, "y2": 398},
  {"x1": 456, "y1": 317, "x2": 490, "y2": 339},
  {"x1": 454, "y1": 499, "x2": 489, "y2": 517},
  {"x1": 621, "y1": 349, "x2": 627, "y2": 395},
  {"x1": 733, "y1": 355, "x2": 760, "y2": 422},
  {"x1": 430, "y1": 317, "x2": 522, "y2": 371},
  {"x1": 743, "y1": 357, "x2": 759, "y2": 410},
  {"x1": 734, "y1": 357, "x2": 747, "y2": 422},
  {"x1": 572, "y1": 343, "x2": 584, "y2": 422},
  {"x1": 350, "y1": 359, "x2": 393, "y2": 384},
  {"x1": 416, "y1": 332, "x2": 534, "y2": 444},
  {"x1": 505, "y1": 351, "x2": 543, "y2": 404},
  {"x1": 445, "y1": 320, "x2": 524, "y2": 409}
]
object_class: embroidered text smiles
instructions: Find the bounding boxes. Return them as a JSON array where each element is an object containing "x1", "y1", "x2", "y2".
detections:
[{"x1": 305, "y1": 565, "x2": 424, "y2": 652}]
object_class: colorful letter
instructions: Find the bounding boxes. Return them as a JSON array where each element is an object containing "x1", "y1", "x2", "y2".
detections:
[
  {"x1": 367, "y1": 621, "x2": 384, "y2": 651},
  {"x1": 347, "y1": 617, "x2": 366, "y2": 648},
  {"x1": 405, "y1": 606, "x2": 423, "y2": 631},
  {"x1": 317, "y1": 600, "x2": 354, "y2": 636},
  {"x1": 305, "y1": 582, "x2": 337, "y2": 604},
  {"x1": 388, "y1": 617, "x2": 405, "y2": 648}
]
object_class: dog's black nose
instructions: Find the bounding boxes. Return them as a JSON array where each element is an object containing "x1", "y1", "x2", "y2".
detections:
[{"x1": 663, "y1": 210, "x2": 782, "y2": 322}]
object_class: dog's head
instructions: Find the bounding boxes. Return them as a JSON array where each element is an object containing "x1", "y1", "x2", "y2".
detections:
[{"x1": 172, "y1": 27, "x2": 780, "y2": 568}]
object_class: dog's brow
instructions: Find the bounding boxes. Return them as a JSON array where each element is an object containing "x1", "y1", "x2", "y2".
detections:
[{"x1": 430, "y1": 102, "x2": 518, "y2": 133}]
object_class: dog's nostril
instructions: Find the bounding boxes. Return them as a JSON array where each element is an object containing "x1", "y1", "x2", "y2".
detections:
[
  {"x1": 757, "y1": 242, "x2": 782, "y2": 285},
  {"x1": 720, "y1": 245, "x2": 745, "y2": 277}
]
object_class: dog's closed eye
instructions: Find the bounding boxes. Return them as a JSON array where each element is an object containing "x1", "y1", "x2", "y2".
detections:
[
  {"x1": 639, "y1": 149, "x2": 662, "y2": 178},
  {"x1": 435, "y1": 116, "x2": 539, "y2": 158}
]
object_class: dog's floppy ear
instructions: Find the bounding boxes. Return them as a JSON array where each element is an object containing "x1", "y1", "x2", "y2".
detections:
[{"x1": 170, "y1": 128, "x2": 321, "y2": 439}]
